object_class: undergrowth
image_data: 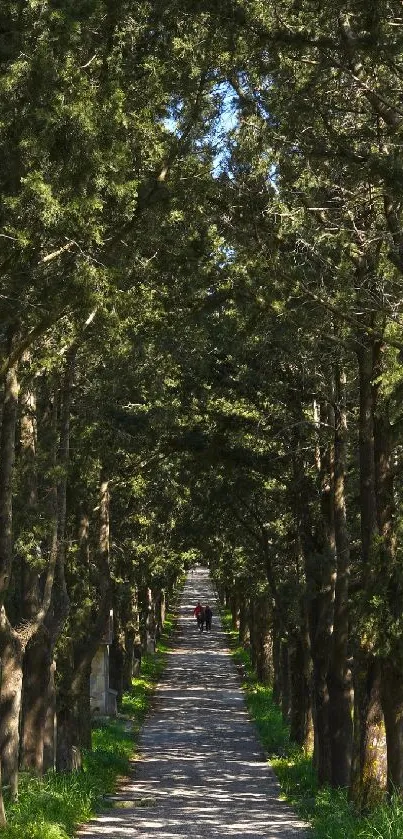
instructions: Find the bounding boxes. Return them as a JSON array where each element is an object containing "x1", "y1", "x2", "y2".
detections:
[
  {"x1": 2, "y1": 612, "x2": 177, "y2": 839},
  {"x1": 221, "y1": 612, "x2": 403, "y2": 839}
]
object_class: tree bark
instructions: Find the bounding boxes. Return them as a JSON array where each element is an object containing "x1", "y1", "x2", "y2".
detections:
[
  {"x1": 372, "y1": 345, "x2": 403, "y2": 793},
  {"x1": 230, "y1": 588, "x2": 239, "y2": 629},
  {"x1": 18, "y1": 377, "x2": 50, "y2": 776},
  {"x1": 20, "y1": 628, "x2": 53, "y2": 774},
  {"x1": 350, "y1": 656, "x2": 385, "y2": 808},
  {"x1": 43, "y1": 660, "x2": 57, "y2": 772},
  {"x1": 350, "y1": 338, "x2": 385, "y2": 803},
  {"x1": 289, "y1": 396, "x2": 335, "y2": 783},
  {"x1": 127, "y1": 586, "x2": 142, "y2": 681},
  {"x1": 0, "y1": 349, "x2": 21, "y2": 800},
  {"x1": 0, "y1": 362, "x2": 67, "y2": 795},
  {"x1": 0, "y1": 628, "x2": 23, "y2": 799},
  {"x1": 313, "y1": 403, "x2": 336, "y2": 784},
  {"x1": 296, "y1": 403, "x2": 335, "y2": 786},
  {"x1": 56, "y1": 472, "x2": 111, "y2": 770},
  {"x1": 288, "y1": 626, "x2": 312, "y2": 748},
  {"x1": 327, "y1": 366, "x2": 353, "y2": 788},
  {"x1": 249, "y1": 597, "x2": 257, "y2": 670},
  {"x1": 356, "y1": 340, "x2": 377, "y2": 568},
  {"x1": 20, "y1": 373, "x2": 67, "y2": 775},
  {"x1": 154, "y1": 588, "x2": 166, "y2": 638},
  {"x1": 238, "y1": 593, "x2": 249, "y2": 647},
  {"x1": 139, "y1": 586, "x2": 156, "y2": 654},
  {"x1": 0, "y1": 355, "x2": 18, "y2": 603},
  {"x1": 272, "y1": 613, "x2": 281, "y2": 705},
  {"x1": 381, "y1": 661, "x2": 403, "y2": 794},
  {"x1": 254, "y1": 590, "x2": 273, "y2": 684},
  {"x1": 0, "y1": 759, "x2": 6, "y2": 828},
  {"x1": 110, "y1": 616, "x2": 125, "y2": 703},
  {"x1": 280, "y1": 638, "x2": 290, "y2": 723}
]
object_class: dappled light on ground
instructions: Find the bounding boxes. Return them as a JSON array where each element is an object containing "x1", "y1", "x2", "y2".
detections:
[{"x1": 79, "y1": 568, "x2": 307, "y2": 838}]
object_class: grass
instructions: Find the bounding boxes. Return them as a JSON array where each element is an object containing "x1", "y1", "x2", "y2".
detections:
[
  {"x1": 2, "y1": 612, "x2": 177, "y2": 839},
  {"x1": 221, "y1": 612, "x2": 403, "y2": 839}
]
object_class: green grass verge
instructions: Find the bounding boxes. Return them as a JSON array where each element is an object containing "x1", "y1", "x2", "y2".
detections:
[
  {"x1": 2, "y1": 612, "x2": 177, "y2": 839},
  {"x1": 221, "y1": 612, "x2": 403, "y2": 839}
]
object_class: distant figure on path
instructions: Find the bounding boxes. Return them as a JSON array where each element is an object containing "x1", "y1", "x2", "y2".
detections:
[
  {"x1": 194, "y1": 601, "x2": 205, "y2": 632},
  {"x1": 204, "y1": 604, "x2": 212, "y2": 631}
]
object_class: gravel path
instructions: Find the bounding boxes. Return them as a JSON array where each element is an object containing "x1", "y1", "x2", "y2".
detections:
[{"x1": 79, "y1": 567, "x2": 308, "y2": 839}]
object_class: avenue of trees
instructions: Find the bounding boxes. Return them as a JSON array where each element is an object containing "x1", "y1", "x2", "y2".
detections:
[{"x1": 1, "y1": 0, "x2": 403, "y2": 824}]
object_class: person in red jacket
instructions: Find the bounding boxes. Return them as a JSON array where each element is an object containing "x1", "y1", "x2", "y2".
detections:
[{"x1": 193, "y1": 601, "x2": 205, "y2": 631}]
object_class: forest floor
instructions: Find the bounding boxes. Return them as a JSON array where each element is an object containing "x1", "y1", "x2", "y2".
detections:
[{"x1": 77, "y1": 567, "x2": 308, "y2": 839}]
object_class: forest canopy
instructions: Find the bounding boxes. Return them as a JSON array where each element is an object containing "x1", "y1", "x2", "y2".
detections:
[{"x1": 0, "y1": 0, "x2": 403, "y2": 824}]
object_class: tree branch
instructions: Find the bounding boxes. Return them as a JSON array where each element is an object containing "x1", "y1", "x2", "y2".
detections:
[{"x1": 299, "y1": 280, "x2": 403, "y2": 352}]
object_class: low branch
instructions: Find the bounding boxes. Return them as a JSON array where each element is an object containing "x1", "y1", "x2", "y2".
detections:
[
  {"x1": 0, "y1": 309, "x2": 69, "y2": 381},
  {"x1": 338, "y1": 14, "x2": 403, "y2": 131},
  {"x1": 41, "y1": 241, "x2": 75, "y2": 264}
]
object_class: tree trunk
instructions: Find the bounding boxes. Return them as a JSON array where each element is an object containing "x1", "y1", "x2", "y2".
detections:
[
  {"x1": 327, "y1": 366, "x2": 353, "y2": 787},
  {"x1": 18, "y1": 377, "x2": 54, "y2": 775},
  {"x1": 139, "y1": 584, "x2": 156, "y2": 654},
  {"x1": 370, "y1": 343, "x2": 403, "y2": 792},
  {"x1": 17, "y1": 378, "x2": 43, "y2": 774},
  {"x1": 133, "y1": 643, "x2": 142, "y2": 677},
  {"x1": 289, "y1": 623, "x2": 312, "y2": 749},
  {"x1": 357, "y1": 340, "x2": 378, "y2": 568},
  {"x1": 20, "y1": 628, "x2": 53, "y2": 774},
  {"x1": 312, "y1": 654, "x2": 331, "y2": 785},
  {"x1": 254, "y1": 590, "x2": 272, "y2": 684},
  {"x1": 349, "y1": 339, "x2": 385, "y2": 804},
  {"x1": 312, "y1": 403, "x2": 336, "y2": 784},
  {"x1": 0, "y1": 355, "x2": 18, "y2": 603},
  {"x1": 154, "y1": 588, "x2": 166, "y2": 639},
  {"x1": 110, "y1": 624, "x2": 125, "y2": 703},
  {"x1": 56, "y1": 704, "x2": 75, "y2": 773},
  {"x1": 272, "y1": 615, "x2": 281, "y2": 705},
  {"x1": 280, "y1": 638, "x2": 290, "y2": 723},
  {"x1": 42, "y1": 358, "x2": 76, "y2": 771},
  {"x1": 249, "y1": 598, "x2": 257, "y2": 670},
  {"x1": 56, "y1": 471, "x2": 111, "y2": 769},
  {"x1": 238, "y1": 594, "x2": 249, "y2": 647},
  {"x1": 110, "y1": 590, "x2": 140, "y2": 701},
  {"x1": 43, "y1": 661, "x2": 57, "y2": 772},
  {"x1": 72, "y1": 658, "x2": 92, "y2": 753},
  {"x1": 292, "y1": 402, "x2": 335, "y2": 785},
  {"x1": 298, "y1": 417, "x2": 335, "y2": 785},
  {"x1": 0, "y1": 362, "x2": 67, "y2": 793},
  {"x1": 0, "y1": 350, "x2": 20, "y2": 803},
  {"x1": 350, "y1": 656, "x2": 385, "y2": 808},
  {"x1": 0, "y1": 758, "x2": 6, "y2": 828},
  {"x1": 381, "y1": 661, "x2": 403, "y2": 794},
  {"x1": 126, "y1": 586, "x2": 142, "y2": 681},
  {"x1": 145, "y1": 588, "x2": 156, "y2": 653},
  {"x1": 0, "y1": 628, "x2": 23, "y2": 799},
  {"x1": 230, "y1": 588, "x2": 239, "y2": 629},
  {"x1": 56, "y1": 651, "x2": 92, "y2": 771}
]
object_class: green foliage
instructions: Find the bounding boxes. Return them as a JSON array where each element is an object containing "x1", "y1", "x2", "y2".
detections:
[
  {"x1": 2, "y1": 0, "x2": 403, "y2": 820},
  {"x1": 1, "y1": 721, "x2": 131, "y2": 839}
]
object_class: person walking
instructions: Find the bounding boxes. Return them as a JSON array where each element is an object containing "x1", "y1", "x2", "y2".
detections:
[
  {"x1": 204, "y1": 604, "x2": 212, "y2": 631},
  {"x1": 193, "y1": 601, "x2": 205, "y2": 632}
]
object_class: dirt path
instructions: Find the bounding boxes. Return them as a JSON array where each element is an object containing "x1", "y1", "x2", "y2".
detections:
[{"x1": 78, "y1": 567, "x2": 308, "y2": 838}]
